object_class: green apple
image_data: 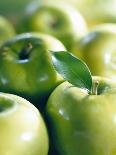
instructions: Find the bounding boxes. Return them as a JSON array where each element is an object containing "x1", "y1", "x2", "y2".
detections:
[
  {"x1": 0, "y1": 32, "x2": 66, "y2": 109},
  {"x1": 20, "y1": 1, "x2": 87, "y2": 52},
  {"x1": 45, "y1": 51, "x2": 116, "y2": 155},
  {"x1": 67, "y1": 0, "x2": 116, "y2": 28},
  {"x1": 41, "y1": 0, "x2": 116, "y2": 29},
  {"x1": 0, "y1": 16, "x2": 15, "y2": 46},
  {"x1": 76, "y1": 24, "x2": 116, "y2": 80},
  {"x1": 46, "y1": 76, "x2": 116, "y2": 155},
  {"x1": 0, "y1": 92, "x2": 48, "y2": 155}
]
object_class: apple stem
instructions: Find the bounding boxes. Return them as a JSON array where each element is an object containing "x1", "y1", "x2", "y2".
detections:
[
  {"x1": 51, "y1": 18, "x2": 58, "y2": 28},
  {"x1": 19, "y1": 43, "x2": 33, "y2": 60},
  {"x1": 92, "y1": 81, "x2": 99, "y2": 95}
]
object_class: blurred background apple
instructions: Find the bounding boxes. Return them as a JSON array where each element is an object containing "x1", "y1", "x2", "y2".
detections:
[
  {"x1": 0, "y1": 0, "x2": 116, "y2": 32},
  {"x1": 45, "y1": 0, "x2": 116, "y2": 29},
  {"x1": 76, "y1": 24, "x2": 116, "y2": 80},
  {"x1": 0, "y1": 16, "x2": 15, "y2": 46},
  {"x1": 18, "y1": 1, "x2": 87, "y2": 53}
]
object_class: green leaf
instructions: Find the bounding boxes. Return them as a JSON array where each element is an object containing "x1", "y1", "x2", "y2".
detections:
[{"x1": 51, "y1": 51, "x2": 92, "y2": 92}]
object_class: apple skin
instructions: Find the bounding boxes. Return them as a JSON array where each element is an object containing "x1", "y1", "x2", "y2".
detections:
[
  {"x1": 0, "y1": 92, "x2": 49, "y2": 155},
  {"x1": 0, "y1": 32, "x2": 66, "y2": 109},
  {"x1": 73, "y1": 0, "x2": 116, "y2": 28},
  {"x1": 20, "y1": 1, "x2": 87, "y2": 52},
  {"x1": 60, "y1": 0, "x2": 116, "y2": 28},
  {"x1": 46, "y1": 76, "x2": 116, "y2": 155},
  {"x1": 39, "y1": 0, "x2": 116, "y2": 29},
  {"x1": 76, "y1": 24, "x2": 116, "y2": 80},
  {"x1": 0, "y1": 16, "x2": 15, "y2": 46}
]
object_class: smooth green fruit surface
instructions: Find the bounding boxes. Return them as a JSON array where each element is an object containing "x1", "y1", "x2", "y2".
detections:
[
  {"x1": 46, "y1": 76, "x2": 116, "y2": 155},
  {"x1": 73, "y1": 0, "x2": 116, "y2": 28},
  {"x1": 20, "y1": 1, "x2": 87, "y2": 52},
  {"x1": 0, "y1": 93, "x2": 48, "y2": 155},
  {"x1": 0, "y1": 16, "x2": 15, "y2": 46},
  {"x1": 0, "y1": 33, "x2": 65, "y2": 109},
  {"x1": 42, "y1": 0, "x2": 116, "y2": 29},
  {"x1": 77, "y1": 24, "x2": 116, "y2": 80}
]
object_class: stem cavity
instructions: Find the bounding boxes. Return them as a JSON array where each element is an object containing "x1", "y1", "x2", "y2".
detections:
[{"x1": 19, "y1": 42, "x2": 33, "y2": 60}]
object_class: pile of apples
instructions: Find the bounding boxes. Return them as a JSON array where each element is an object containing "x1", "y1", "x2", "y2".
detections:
[{"x1": 0, "y1": 0, "x2": 116, "y2": 155}]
